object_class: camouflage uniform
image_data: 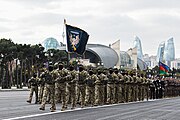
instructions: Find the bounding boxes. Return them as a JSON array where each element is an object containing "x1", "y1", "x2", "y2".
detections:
[
  {"x1": 107, "y1": 69, "x2": 118, "y2": 104},
  {"x1": 77, "y1": 67, "x2": 89, "y2": 108},
  {"x1": 95, "y1": 71, "x2": 107, "y2": 105},
  {"x1": 38, "y1": 72, "x2": 46, "y2": 104},
  {"x1": 85, "y1": 70, "x2": 97, "y2": 106},
  {"x1": 27, "y1": 74, "x2": 39, "y2": 104},
  {"x1": 65, "y1": 67, "x2": 78, "y2": 109},
  {"x1": 137, "y1": 75, "x2": 142, "y2": 101},
  {"x1": 39, "y1": 66, "x2": 56, "y2": 112},
  {"x1": 53, "y1": 66, "x2": 68, "y2": 111},
  {"x1": 114, "y1": 69, "x2": 122, "y2": 104},
  {"x1": 124, "y1": 73, "x2": 130, "y2": 102},
  {"x1": 119, "y1": 72, "x2": 125, "y2": 103},
  {"x1": 133, "y1": 75, "x2": 138, "y2": 102},
  {"x1": 128, "y1": 74, "x2": 134, "y2": 102},
  {"x1": 141, "y1": 76, "x2": 146, "y2": 101}
]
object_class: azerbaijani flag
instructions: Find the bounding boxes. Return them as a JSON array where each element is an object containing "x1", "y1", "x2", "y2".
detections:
[{"x1": 159, "y1": 61, "x2": 170, "y2": 75}]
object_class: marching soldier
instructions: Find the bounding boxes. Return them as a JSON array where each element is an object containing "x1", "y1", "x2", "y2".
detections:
[
  {"x1": 124, "y1": 71, "x2": 130, "y2": 102},
  {"x1": 39, "y1": 65, "x2": 56, "y2": 112},
  {"x1": 26, "y1": 73, "x2": 39, "y2": 104},
  {"x1": 149, "y1": 77, "x2": 155, "y2": 99},
  {"x1": 53, "y1": 63, "x2": 68, "y2": 111},
  {"x1": 77, "y1": 65, "x2": 89, "y2": 108},
  {"x1": 106, "y1": 68, "x2": 118, "y2": 104},
  {"x1": 65, "y1": 65, "x2": 78, "y2": 110},
  {"x1": 85, "y1": 69, "x2": 97, "y2": 107},
  {"x1": 114, "y1": 68, "x2": 122, "y2": 103},
  {"x1": 95, "y1": 69, "x2": 107, "y2": 106},
  {"x1": 38, "y1": 70, "x2": 46, "y2": 104}
]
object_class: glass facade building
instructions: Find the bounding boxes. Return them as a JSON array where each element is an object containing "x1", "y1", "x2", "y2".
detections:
[
  {"x1": 164, "y1": 37, "x2": 175, "y2": 61},
  {"x1": 156, "y1": 37, "x2": 175, "y2": 67},
  {"x1": 156, "y1": 41, "x2": 165, "y2": 62},
  {"x1": 133, "y1": 36, "x2": 144, "y2": 60}
]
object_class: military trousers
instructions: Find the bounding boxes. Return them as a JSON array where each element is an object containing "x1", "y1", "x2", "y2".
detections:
[
  {"x1": 28, "y1": 85, "x2": 38, "y2": 103},
  {"x1": 40, "y1": 84, "x2": 56, "y2": 110},
  {"x1": 55, "y1": 83, "x2": 66, "y2": 108},
  {"x1": 85, "y1": 86, "x2": 95, "y2": 106},
  {"x1": 77, "y1": 84, "x2": 86, "y2": 107},
  {"x1": 66, "y1": 84, "x2": 76, "y2": 108}
]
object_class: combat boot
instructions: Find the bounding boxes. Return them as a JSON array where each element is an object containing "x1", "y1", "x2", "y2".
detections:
[
  {"x1": 39, "y1": 107, "x2": 45, "y2": 110},
  {"x1": 26, "y1": 100, "x2": 31, "y2": 103}
]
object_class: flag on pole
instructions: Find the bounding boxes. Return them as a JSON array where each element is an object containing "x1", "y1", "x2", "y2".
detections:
[
  {"x1": 65, "y1": 22, "x2": 89, "y2": 55},
  {"x1": 159, "y1": 61, "x2": 170, "y2": 75}
]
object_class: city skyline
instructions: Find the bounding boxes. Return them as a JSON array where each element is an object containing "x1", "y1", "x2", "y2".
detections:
[{"x1": 0, "y1": 0, "x2": 180, "y2": 58}]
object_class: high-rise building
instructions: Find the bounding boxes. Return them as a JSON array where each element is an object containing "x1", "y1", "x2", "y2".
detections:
[
  {"x1": 156, "y1": 37, "x2": 175, "y2": 67},
  {"x1": 133, "y1": 36, "x2": 144, "y2": 60},
  {"x1": 164, "y1": 37, "x2": 175, "y2": 66},
  {"x1": 156, "y1": 41, "x2": 165, "y2": 62}
]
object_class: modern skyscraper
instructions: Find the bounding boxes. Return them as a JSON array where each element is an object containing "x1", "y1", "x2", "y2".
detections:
[
  {"x1": 156, "y1": 37, "x2": 175, "y2": 67},
  {"x1": 133, "y1": 36, "x2": 144, "y2": 60},
  {"x1": 164, "y1": 37, "x2": 175, "y2": 61},
  {"x1": 156, "y1": 41, "x2": 165, "y2": 62}
]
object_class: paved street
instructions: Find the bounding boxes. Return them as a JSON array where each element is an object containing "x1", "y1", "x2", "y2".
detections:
[{"x1": 1, "y1": 91, "x2": 180, "y2": 120}]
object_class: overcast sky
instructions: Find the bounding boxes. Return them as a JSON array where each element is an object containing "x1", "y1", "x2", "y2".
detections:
[{"x1": 0, "y1": 0, "x2": 180, "y2": 58}]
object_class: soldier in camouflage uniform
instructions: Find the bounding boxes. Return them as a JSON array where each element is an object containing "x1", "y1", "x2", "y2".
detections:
[
  {"x1": 141, "y1": 74, "x2": 146, "y2": 101},
  {"x1": 137, "y1": 74, "x2": 142, "y2": 101},
  {"x1": 53, "y1": 63, "x2": 68, "y2": 111},
  {"x1": 106, "y1": 68, "x2": 118, "y2": 104},
  {"x1": 128, "y1": 72, "x2": 134, "y2": 102},
  {"x1": 26, "y1": 73, "x2": 39, "y2": 104},
  {"x1": 65, "y1": 65, "x2": 78, "y2": 109},
  {"x1": 124, "y1": 71, "x2": 130, "y2": 102},
  {"x1": 38, "y1": 69, "x2": 46, "y2": 104},
  {"x1": 39, "y1": 65, "x2": 56, "y2": 112},
  {"x1": 95, "y1": 69, "x2": 107, "y2": 106},
  {"x1": 114, "y1": 68, "x2": 121, "y2": 104},
  {"x1": 132, "y1": 72, "x2": 138, "y2": 102},
  {"x1": 77, "y1": 65, "x2": 89, "y2": 108},
  {"x1": 85, "y1": 69, "x2": 98, "y2": 107}
]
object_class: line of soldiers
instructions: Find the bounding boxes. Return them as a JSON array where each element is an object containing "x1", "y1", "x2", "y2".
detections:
[{"x1": 26, "y1": 62, "x2": 180, "y2": 112}]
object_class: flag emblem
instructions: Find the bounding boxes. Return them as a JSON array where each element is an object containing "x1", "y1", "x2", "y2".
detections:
[{"x1": 66, "y1": 24, "x2": 89, "y2": 55}]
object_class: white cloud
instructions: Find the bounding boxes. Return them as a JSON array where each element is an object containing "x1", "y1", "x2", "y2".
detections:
[{"x1": 0, "y1": 0, "x2": 180, "y2": 58}]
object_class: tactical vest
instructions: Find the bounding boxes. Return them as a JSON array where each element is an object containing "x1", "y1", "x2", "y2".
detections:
[
  {"x1": 78, "y1": 71, "x2": 86, "y2": 84},
  {"x1": 44, "y1": 72, "x2": 54, "y2": 84},
  {"x1": 86, "y1": 75, "x2": 95, "y2": 87}
]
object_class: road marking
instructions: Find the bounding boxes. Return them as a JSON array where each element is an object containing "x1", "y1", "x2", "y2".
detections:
[{"x1": 2, "y1": 99, "x2": 168, "y2": 120}]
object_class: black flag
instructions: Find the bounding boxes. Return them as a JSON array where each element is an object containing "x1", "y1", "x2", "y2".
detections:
[{"x1": 66, "y1": 24, "x2": 89, "y2": 55}]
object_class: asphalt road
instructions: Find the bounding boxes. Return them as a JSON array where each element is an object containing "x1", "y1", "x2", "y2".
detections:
[{"x1": 1, "y1": 91, "x2": 180, "y2": 120}]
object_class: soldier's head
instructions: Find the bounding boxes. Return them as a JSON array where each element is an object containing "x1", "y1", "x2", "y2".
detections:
[
  {"x1": 141, "y1": 73, "x2": 144, "y2": 77},
  {"x1": 89, "y1": 69, "x2": 94, "y2": 75},
  {"x1": 109, "y1": 68, "x2": 114, "y2": 74},
  {"x1": 98, "y1": 69, "x2": 102, "y2": 75},
  {"x1": 48, "y1": 65, "x2": 53, "y2": 72},
  {"x1": 79, "y1": 65, "x2": 84, "y2": 72},
  {"x1": 114, "y1": 68, "x2": 119, "y2": 74},
  {"x1": 69, "y1": 65, "x2": 74, "y2": 71},
  {"x1": 33, "y1": 73, "x2": 37, "y2": 78},
  {"x1": 58, "y1": 62, "x2": 64, "y2": 70}
]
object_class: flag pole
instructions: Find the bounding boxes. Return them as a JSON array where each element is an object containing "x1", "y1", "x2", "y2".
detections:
[{"x1": 64, "y1": 19, "x2": 71, "y2": 66}]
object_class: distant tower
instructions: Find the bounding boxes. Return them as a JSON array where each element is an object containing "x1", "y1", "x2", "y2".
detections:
[
  {"x1": 156, "y1": 41, "x2": 165, "y2": 62},
  {"x1": 164, "y1": 37, "x2": 175, "y2": 66},
  {"x1": 133, "y1": 36, "x2": 144, "y2": 60}
]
